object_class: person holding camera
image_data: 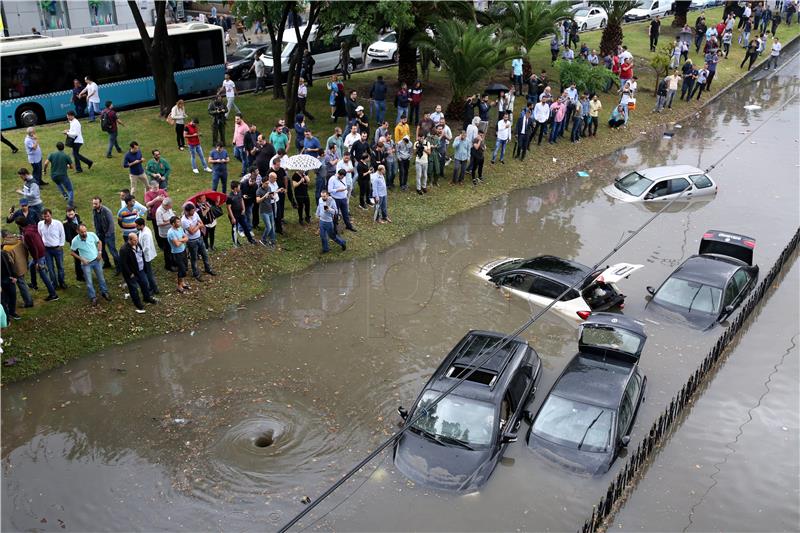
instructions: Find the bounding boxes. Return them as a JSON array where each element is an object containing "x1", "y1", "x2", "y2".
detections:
[
  {"x1": 414, "y1": 135, "x2": 431, "y2": 195},
  {"x1": 255, "y1": 172, "x2": 280, "y2": 248},
  {"x1": 316, "y1": 190, "x2": 346, "y2": 254}
]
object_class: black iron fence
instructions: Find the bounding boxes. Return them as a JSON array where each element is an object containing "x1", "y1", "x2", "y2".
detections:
[{"x1": 580, "y1": 227, "x2": 800, "y2": 533}]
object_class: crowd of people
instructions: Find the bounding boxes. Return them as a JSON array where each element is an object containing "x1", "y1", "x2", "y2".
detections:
[{"x1": 0, "y1": 2, "x2": 789, "y2": 323}]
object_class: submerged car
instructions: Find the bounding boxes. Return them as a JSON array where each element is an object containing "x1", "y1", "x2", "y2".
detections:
[
  {"x1": 603, "y1": 165, "x2": 717, "y2": 203},
  {"x1": 367, "y1": 31, "x2": 399, "y2": 63},
  {"x1": 475, "y1": 256, "x2": 643, "y2": 323},
  {"x1": 527, "y1": 313, "x2": 647, "y2": 475},
  {"x1": 394, "y1": 330, "x2": 541, "y2": 491},
  {"x1": 645, "y1": 230, "x2": 759, "y2": 330}
]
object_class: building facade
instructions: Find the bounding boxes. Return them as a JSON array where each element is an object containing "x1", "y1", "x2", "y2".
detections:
[{"x1": 0, "y1": 1, "x2": 164, "y2": 37}]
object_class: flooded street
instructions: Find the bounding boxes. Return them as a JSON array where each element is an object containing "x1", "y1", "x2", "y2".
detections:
[{"x1": 2, "y1": 56, "x2": 798, "y2": 532}]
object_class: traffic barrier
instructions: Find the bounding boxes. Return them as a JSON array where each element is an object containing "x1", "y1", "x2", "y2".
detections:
[{"x1": 579, "y1": 227, "x2": 800, "y2": 533}]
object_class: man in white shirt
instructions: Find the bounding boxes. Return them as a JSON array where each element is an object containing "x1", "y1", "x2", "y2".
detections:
[
  {"x1": 343, "y1": 124, "x2": 361, "y2": 153},
  {"x1": 491, "y1": 112, "x2": 512, "y2": 164},
  {"x1": 79, "y1": 76, "x2": 101, "y2": 122},
  {"x1": 532, "y1": 99, "x2": 551, "y2": 146},
  {"x1": 38, "y1": 208, "x2": 67, "y2": 289},
  {"x1": 181, "y1": 203, "x2": 216, "y2": 281},
  {"x1": 430, "y1": 105, "x2": 444, "y2": 124},
  {"x1": 134, "y1": 217, "x2": 159, "y2": 295},
  {"x1": 335, "y1": 152, "x2": 355, "y2": 197},
  {"x1": 619, "y1": 45, "x2": 633, "y2": 62},
  {"x1": 219, "y1": 73, "x2": 240, "y2": 118},
  {"x1": 766, "y1": 37, "x2": 782, "y2": 70},
  {"x1": 63, "y1": 110, "x2": 93, "y2": 172},
  {"x1": 155, "y1": 197, "x2": 177, "y2": 271}
]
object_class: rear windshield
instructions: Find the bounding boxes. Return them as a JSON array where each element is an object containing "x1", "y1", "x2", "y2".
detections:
[
  {"x1": 690, "y1": 174, "x2": 713, "y2": 189},
  {"x1": 580, "y1": 325, "x2": 642, "y2": 356},
  {"x1": 654, "y1": 277, "x2": 721, "y2": 314},
  {"x1": 615, "y1": 172, "x2": 653, "y2": 197}
]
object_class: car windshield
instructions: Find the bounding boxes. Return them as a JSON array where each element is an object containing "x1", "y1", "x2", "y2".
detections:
[
  {"x1": 580, "y1": 326, "x2": 642, "y2": 357},
  {"x1": 411, "y1": 392, "x2": 495, "y2": 448},
  {"x1": 614, "y1": 172, "x2": 653, "y2": 197},
  {"x1": 532, "y1": 395, "x2": 613, "y2": 453},
  {"x1": 654, "y1": 277, "x2": 721, "y2": 314},
  {"x1": 229, "y1": 48, "x2": 255, "y2": 61},
  {"x1": 381, "y1": 33, "x2": 397, "y2": 43},
  {"x1": 575, "y1": 9, "x2": 589, "y2": 17}
]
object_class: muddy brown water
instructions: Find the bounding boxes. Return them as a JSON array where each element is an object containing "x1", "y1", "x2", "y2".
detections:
[{"x1": 2, "y1": 56, "x2": 798, "y2": 532}]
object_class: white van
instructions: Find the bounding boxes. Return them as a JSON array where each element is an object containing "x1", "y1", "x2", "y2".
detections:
[
  {"x1": 624, "y1": 0, "x2": 672, "y2": 21},
  {"x1": 259, "y1": 24, "x2": 362, "y2": 80}
]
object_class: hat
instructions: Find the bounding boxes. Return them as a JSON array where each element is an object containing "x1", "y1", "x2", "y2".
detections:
[
  {"x1": 19, "y1": 198, "x2": 29, "y2": 206},
  {"x1": 355, "y1": 105, "x2": 364, "y2": 112}
]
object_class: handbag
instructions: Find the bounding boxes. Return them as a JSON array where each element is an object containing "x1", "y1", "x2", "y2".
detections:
[
  {"x1": 210, "y1": 204, "x2": 223, "y2": 218},
  {"x1": 166, "y1": 115, "x2": 175, "y2": 126},
  {"x1": 65, "y1": 134, "x2": 74, "y2": 148}
]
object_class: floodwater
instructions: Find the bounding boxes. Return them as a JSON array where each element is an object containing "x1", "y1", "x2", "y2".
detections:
[{"x1": 2, "y1": 56, "x2": 798, "y2": 532}]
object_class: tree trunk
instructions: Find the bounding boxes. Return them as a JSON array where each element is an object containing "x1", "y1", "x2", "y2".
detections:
[
  {"x1": 284, "y1": 3, "x2": 320, "y2": 124},
  {"x1": 445, "y1": 96, "x2": 464, "y2": 122},
  {"x1": 671, "y1": 0, "x2": 691, "y2": 27},
  {"x1": 397, "y1": 28, "x2": 418, "y2": 86},
  {"x1": 128, "y1": 0, "x2": 177, "y2": 117},
  {"x1": 266, "y1": 3, "x2": 292, "y2": 100},
  {"x1": 600, "y1": 21, "x2": 624, "y2": 57},
  {"x1": 522, "y1": 58, "x2": 532, "y2": 82}
]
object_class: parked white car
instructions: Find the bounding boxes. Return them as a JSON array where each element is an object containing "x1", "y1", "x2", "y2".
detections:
[
  {"x1": 603, "y1": 165, "x2": 718, "y2": 203},
  {"x1": 624, "y1": 0, "x2": 672, "y2": 21},
  {"x1": 475, "y1": 256, "x2": 643, "y2": 323},
  {"x1": 367, "y1": 31, "x2": 398, "y2": 62},
  {"x1": 259, "y1": 24, "x2": 361, "y2": 78},
  {"x1": 573, "y1": 6, "x2": 608, "y2": 31}
]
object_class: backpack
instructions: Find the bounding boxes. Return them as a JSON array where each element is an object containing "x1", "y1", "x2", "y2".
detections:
[{"x1": 100, "y1": 110, "x2": 111, "y2": 132}]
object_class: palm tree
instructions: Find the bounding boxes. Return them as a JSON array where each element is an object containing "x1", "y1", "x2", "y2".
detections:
[
  {"x1": 594, "y1": 1, "x2": 640, "y2": 57},
  {"x1": 414, "y1": 19, "x2": 513, "y2": 119},
  {"x1": 492, "y1": 0, "x2": 573, "y2": 79}
]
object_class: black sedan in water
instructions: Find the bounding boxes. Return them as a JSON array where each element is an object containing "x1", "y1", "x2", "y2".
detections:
[
  {"x1": 394, "y1": 330, "x2": 541, "y2": 491},
  {"x1": 645, "y1": 230, "x2": 759, "y2": 330},
  {"x1": 527, "y1": 313, "x2": 647, "y2": 475}
]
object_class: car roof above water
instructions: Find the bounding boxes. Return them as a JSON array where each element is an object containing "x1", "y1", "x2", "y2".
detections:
[
  {"x1": 554, "y1": 353, "x2": 633, "y2": 408},
  {"x1": 675, "y1": 254, "x2": 744, "y2": 287},
  {"x1": 638, "y1": 165, "x2": 705, "y2": 181},
  {"x1": 516, "y1": 256, "x2": 594, "y2": 286}
]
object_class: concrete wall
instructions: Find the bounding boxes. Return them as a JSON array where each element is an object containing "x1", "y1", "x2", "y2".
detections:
[{"x1": 1, "y1": 0, "x2": 153, "y2": 37}]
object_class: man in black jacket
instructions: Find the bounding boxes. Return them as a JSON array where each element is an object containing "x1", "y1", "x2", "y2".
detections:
[
  {"x1": 119, "y1": 232, "x2": 156, "y2": 313},
  {"x1": 514, "y1": 108, "x2": 532, "y2": 161},
  {"x1": 207, "y1": 96, "x2": 227, "y2": 146},
  {"x1": 369, "y1": 75, "x2": 388, "y2": 125}
]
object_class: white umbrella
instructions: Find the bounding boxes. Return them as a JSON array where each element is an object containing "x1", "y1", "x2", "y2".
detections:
[{"x1": 285, "y1": 154, "x2": 322, "y2": 171}]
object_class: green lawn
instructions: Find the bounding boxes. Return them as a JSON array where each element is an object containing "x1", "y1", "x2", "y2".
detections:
[{"x1": 1, "y1": 9, "x2": 796, "y2": 382}]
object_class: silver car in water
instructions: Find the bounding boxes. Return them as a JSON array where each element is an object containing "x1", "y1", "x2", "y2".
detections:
[{"x1": 603, "y1": 165, "x2": 718, "y2": 203}]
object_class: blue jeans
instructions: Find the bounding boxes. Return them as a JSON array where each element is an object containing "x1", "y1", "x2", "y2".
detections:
[
  {"x1": 492, "y1": 139, "x2": 507, "y2": 162},
  {"x1": 234, "y1": 146, "x2": 248, "y2": 176},
  {"x1": 386, "y1": 159, "x2": 397, "y2": 187},
  {"x1": 333, "y1": 197, "x2": 354, "y2": 230},
  {"x1": 212, "y1": 170, "x2": 228, "y2": 193},
  {"x1": 376, "y1": 195, "x2": 388, "y2": 220},
  {"x1": 45, "y1": 247, "x2": 65, "y2": 287},
  {"x1": 106, "y1": 131, "x2": 121, "y2": 156},
  {"x1": 88, "y1": 101, "x2": 101, "y2": 121},
  {"x1": 100, "y1": 233, "x2": 120, "y2": 272},
  {"x1": 52, "y1": 174, "x2": 74, "y2": 206},
  {"x1": 549, "y1": 120, "x2": 564, "y2": 143},
  {"x1": 189, "y1": 144, "x2": 206, "y2": 171},
  {"x1": 143, "y1": 260, "x2": 158, "y2": 294},
  {"x1": 319, "y1": 220, "x2": 345, "y2": 252},
  {"x1": 315, "y1": 168, "x2": 327, "y2": 203},
  {"x1": 34, "y1": 257, "x2": 57, "y2": 297},
  {"x1": 186, "y1": 238, "x2": 212, "y2": 278},
  {"x1": 570, "y1": 117, "x2": 583, "y2": 141},
  {"x1": 16, "y1": 277, "x2": 33, "y2": 307},
  {"x1": 31, "y1": 161, "x2": 42, "y2": 184},
  {"x1": 260, "y1": 210, "x2": 276, "y2": 244},
  {"x1": 396, "y1": 106, "x2": 408, "y2": 123},
  {"x1": 80, "y1": 258, "x2": 108, "y2": 300},
  {"x1": 372, "y1": 99, "x2": 386, "y2": 124}
]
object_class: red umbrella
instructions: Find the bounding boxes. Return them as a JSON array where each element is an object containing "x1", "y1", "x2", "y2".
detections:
[{"x1": 186, "y1": 190, "x2": 227, "y2": 207}]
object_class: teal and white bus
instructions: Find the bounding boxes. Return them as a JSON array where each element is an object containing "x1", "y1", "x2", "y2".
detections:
[{"x1": 0, "y1": 23, "x2": 225, "y2": 130}]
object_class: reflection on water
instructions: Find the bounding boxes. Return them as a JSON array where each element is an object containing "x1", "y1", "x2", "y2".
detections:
[{"x1": 2, "y1": 58, "x2": 798, "y2": 532}]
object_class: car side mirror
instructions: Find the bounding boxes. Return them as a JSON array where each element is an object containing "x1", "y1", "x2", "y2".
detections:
[
  {"x1": 644, "y1": 193, "x2": 654, "y2": 200},
  {"x1": 523, "y1": 410, "x2": 534, "y2": 424},
  {"x1": 646, "y1": 286, "x2": 656, "y2": 295},
  {"x1": 620, "y1": 435, "x2": 630, "y2": 447},
  {"x1": 397, "y1": 406, "x2": 408, "y2": 420},
  {"x1": 501, "y1": 431, "x2": 518, "y2": 444},
  {"x1": 724, "y1": 304, "x2": 735, "y2": 314}
]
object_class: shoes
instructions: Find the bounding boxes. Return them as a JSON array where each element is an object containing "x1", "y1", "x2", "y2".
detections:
[
  {"x1": 40, "y1": 181, "x2": 49, "y2": 186},
  {"x1": 10, "y1": 313, "x2": 21, "y2": 320},
  {"x1": 179, "y1": 146, "x2": 185, "y2": 151},
  {"x1": 204, "y1": 167, "x2": 213, "y2": 172},
  {"x1": 417, "y1": 189, "x2": 423, "y2": 195},
  {"x1": 91, "y1": 297, "x2": 98, "y2": 306},
  {"x1": 11, "y1": 148, "x2": 18, "y2": 154},
  {"x1": 385, "y1": 218, "x2": 392, "y2": 223},
  {"x1": 490, "y1": 160, "x2": 495, "y2": 164},
  {"x1": 59, "y1": 284, "x2": 68, "y2": 290},
  {"x1": 135, "y1": 308, "x2": 146, "y2": 314},
  {"x1": 116, "y1": 148, "x2": 122, "y2": 154},
  {"x1": 193, "y1": 275, "x2": 205, "y2": 282},
  {"x1": 87, "y1": 161, "x2": 93, "y2": 170},
  {"x1": 192, "y1": 169, "x2": 199, "y2": 174},
  {"x1": 422, "y1": 187, "x2": 428, "y2": 194},
  {"x1": 347, "y1": 227, "x2": 357, "y2": 232},
  {"x1": 45, "y1": 294, "x2": 59, "y2": 302},
  {"x1": 102, "y1": 292, "x2": 112, "y2": 301},
  {"x1": 107, "y1": 154, "x2": 113, "y2": 158},
  {"x1": 205, "y1": 270, "x2": 217, "y2": 276},
  {"x1": 75, "y1": 169, "x2": 83, "y2": 173},
  {"x1": 340, "y1": 241, "x2": 347, "y2": 251},
  {"x1": 145, "y1": 298, "x2": 158, "y2": 304}
]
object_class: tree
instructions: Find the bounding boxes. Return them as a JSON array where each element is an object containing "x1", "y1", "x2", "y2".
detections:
[
  {"x1": 555, "y1": 59, "x2": 618, "y2": 94},
  {"x1": 671, "y1": 0, "x2": 692, "y2": 27},
  {"x1": 414, "y1": 19, "x2": 513, "y2": 119},
  {"x1": 232, "y1": 1, "x2": 296, "y2": 99},
  {"x1": 127, "y1": 0, "x2": 176, "y2": 116},
  {"x1": 284, "y1": 1, "x2": 324, "y2": 124},
  {"x1": 594, "y1": 1, "x2": 640, "y2": 57},
  {"x1": 648, "y1": 44, "x2": 674, "y2": 92},
  {"x1": 492, "y1": 0, "x2": 572, "y2": 80}
]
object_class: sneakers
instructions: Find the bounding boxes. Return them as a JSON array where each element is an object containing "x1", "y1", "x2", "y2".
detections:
[
  {"x1": 204, "y1": 269, "x2": 217, "y2": 276},
  {"x1": 340, "y1": 241, "x2": 347, "y2": 251},
  {"x1": 10, "y1": 313, "x2": 21, "y2": 320},
  {"x1": 45, "y1": 294, "x2": 59, "y2": 302},
  {"x1": 101, "y1": 292, "x2": 112, "y2": 301},
  {"x1": 204, "y1": 167, "x2": 213, "y2": 172},
  {"x1": 135, "y1": 308, "x2": 146, "y2": 314},
  {"x1": 192, "y1": 168, "x2": 200, "y2": 174}
]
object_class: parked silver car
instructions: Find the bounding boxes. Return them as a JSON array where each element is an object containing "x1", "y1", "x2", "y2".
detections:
[{"x1": 603, "y1": 165, "x2": 717, "y2": 203}]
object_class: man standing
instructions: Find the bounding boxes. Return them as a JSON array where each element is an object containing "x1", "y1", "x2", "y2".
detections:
[
  {"x1": 134, "y1": 217, "x2": 159, "y2": 295},
  {"x1": 37, "y1": 209, "x2": 67, "y2": 290},
  {"x1": 92, "y1": 196, "x2": 119, "y2": 273},
  {"x1": 451, "y1": 130, "x2": 470, "y2": 185},
  {"x1": 255, "y1": 173, "x2": 279, "y2": 247},
  {"x1": 395, "y1": 83, "x2": 410, "y2": 123},
  {"x1": 181, "y1": 203, "x2": 217, "y2": 283},
  {"x1": 208, "y1": 97, "x2": 227, "y2": 146},
  {"x1": 79, "y1": 76, "x2": 101, "y2": 122},
  {"x1": 185, "y1": 117, "x2": 213, "y2": 174},
  {"x1": 64, "y1": 111, "x2": 93, "y2": 173},
  {"x1": 63, "y1": 207, "x2": 85, "y2": 282},
  {"x1": 24, "y1": 127, "x2": 44, "y2": 185},
  {"x1": 119, "y1": 232, "x2": 156, "y2": 313},
  {"x1": 16, "y1": 168, "x2": 44, "y2": 220},
  {"x1": 328, "y1": 168, "x2": 356, "y2": 231},
  {"x1": 270, "y1": 157, "x2": 291, "y2": 235},
  {"x1": 649, "y1": 16, "x2": 661, "y2": 51},
  {"x1": 209, "y1": 142, "x2": 230, "y2": 193},
  {"x1": 665, "y1": 70, "x2": 681, "y2": 109},
  {"x1": 117, "y1": 194, "x2": 147, "y2": 240},
  {"x1": 44, "y1": 142, "x2": 74, "y2": 206},
  {"x1": 316, "y1": 190, "x2": 346, "y2": 254},
  {"x1": 369, "y1": 75, "x2": 387, "y2": 125},
  {"x1": 250, "y1": 50, "x2": 268, "y2": 94},
  {"x1": 269, "y1": 122, "x2": 289, "y2": 153},
  {"x1": 232, "y1": 114, "x2": 250, "y2": 176},
  {"x1": 515, "y1": 108, "x2": 532, "y2": 160},
  {"x1": 219, "y1": 73, "x2": 241, "y2": 117},
  {"x1": 766, "y1": 37, "x2": 782, "y2": 69},
  {"x1": 511, "y1": 56, "x2": 524, "y2": 94},
  {"x1": 101, "y1": 101, "x2": 124, "y2": 158},
  {"x1": 326, "y1": 127, "x2": 344, "y2": 156},
  {"x1": 297, "y1": 78, "x2": 315, "y2": 120},
  {"x1": 70, "y1": 223, "x2": 111, "y2": 305},
  {"x1": 16, "y1": 217, "x2": 58, "y2": 302},
  {"x1": 123, "y1": 141, "x2": 148, "y2": 195},
  {"x1": 371, "y1": 165, "x2": 390, "y2": 223},
  {"x1": 226, "y1": 181, "x2": 256, "y2": 245},
  {"x1": 571, "y1": 94, "x2": 586, "y2": 142},
  {"x1": 145, "y1": 149, "x2": 171, "y2": 190},
  {"x1": 167, "y1": 216, "x2": 190, "y2": 293},
  {"x1": 291, "y1": 170, "x2": 312, "y2": 225},
  {"x1": 155, "y1": 197, "x2": 177, "y2": 271},
  {"x1": 492, "y1": 112, "x2": 511, "y2": 164}
]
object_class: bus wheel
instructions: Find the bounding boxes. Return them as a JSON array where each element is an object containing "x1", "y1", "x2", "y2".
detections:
[{"x1": 16, "y1": 105, "x2": 42, "y2": 128}]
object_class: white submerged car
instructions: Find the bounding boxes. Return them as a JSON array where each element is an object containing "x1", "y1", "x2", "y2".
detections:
[
  {"x1": 367, "y1": 31, "x2": 398, "y2": 62},
  {"x1": 475, "y1": 256, "x2": 643, "y2": 323},
  {"x1": 603, "y1": 165, "x2": 718, "y2": 203}
]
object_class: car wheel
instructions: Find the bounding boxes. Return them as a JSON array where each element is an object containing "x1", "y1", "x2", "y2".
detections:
[
  {"x1": 392, "y1": 50, "x2": 399, "y2": 63},
  {"x1": 581, "y1": 23, "x2": 587, "y2": 31},
  {"x1": 16, "y1": 104, "x2": 42, "y2": 128},
  {"x1": 600, "y1": 18, "x2": 606, "y2": 28}
]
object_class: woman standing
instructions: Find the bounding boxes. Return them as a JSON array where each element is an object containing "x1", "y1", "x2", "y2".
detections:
[
  {"x1": 470, "y1": 132, "x2": 486, "y2": 185},
  {"x1": 618, "y1": 82, "x2": 633, "y2": 125},
  {"x1": 169, "y1": 100, "x2": 187, "y2": 151},
  {"x1": 409, "y1": 81, "x2": 423, "y2": 126},
  {"x1": 327, "y1": 75, "x2": 340, "y2": 121}
]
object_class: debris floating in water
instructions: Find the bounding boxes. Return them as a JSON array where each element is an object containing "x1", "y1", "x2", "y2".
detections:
[
  {"x1": 663, "y1": 132, "x2": 674, "y2": 139},
  {"x1": 576, "y1": 171, "x2": 590, "y2": 178},
  {"x1": 743, "y1": 104, "x2": 762, "y2": 111},
  {"x1": 674, "y1": 124, "x2": 682, "y2": 129}
]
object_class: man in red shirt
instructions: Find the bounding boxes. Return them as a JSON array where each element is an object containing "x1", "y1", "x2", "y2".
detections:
[
  {"x1": 619, "y1": 57, "x2": 634, "y2": 87},
  {"x1": 183, "y1": 118, "x2": 212, "y2": 174},
  {"x1": 15, "y1": 216, "x2": 58, "y2": 301}
]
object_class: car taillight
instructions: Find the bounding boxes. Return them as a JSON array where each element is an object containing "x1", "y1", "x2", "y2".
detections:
[
  {"x1": 743, "y1": 239, "x2": 756, "y2": 248},
  {"x1": 702, "y1": 232, "x2": 715, "y2": 239},
  {"x1": 577, "y1": 310, "x2": 591, "y2": 320}
]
